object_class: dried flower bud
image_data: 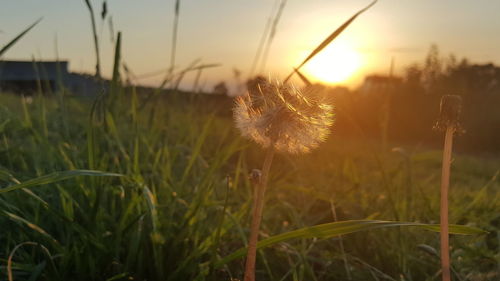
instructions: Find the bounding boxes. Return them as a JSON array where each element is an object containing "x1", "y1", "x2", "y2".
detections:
[
  {"x1": 434, "y1": 95, "x2": 465, "y2": 133},
  {"x1": 234, "y1": 77, "x2": 334, "y2": 154}
]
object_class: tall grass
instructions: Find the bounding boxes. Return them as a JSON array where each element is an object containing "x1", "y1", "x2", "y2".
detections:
[
  {"x1": 0, "y1": 18, "x2": 42, "y2": 58},
  {"x1": 0, "y1": 85, "x2": 497, "y2": 280},
  {"x1": 0, "y1": 90, "x2": 245, "y2": 281}
]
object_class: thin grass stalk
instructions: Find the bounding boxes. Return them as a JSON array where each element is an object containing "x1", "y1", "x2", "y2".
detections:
[
  {"x1": 259, "y1": 0, "x2": 288, "y2": 72},
  {"x1": 53, "y1": 35, "x2": 69, "y2": 138},
  {"x1": 380, "y1": 57, "x2": 395, "y2": 151},
  {"x1": 192, "y1": 68, "x2": 203, "y2": 93},
  {"x1": 173, "y1": 59, "x2": 201, "y2": 91},
  {"x1": 244, "y1": 147, "x2": 275, "y2": 281},
  {"x1": 84, "y1": 0, "x2": 101, "y2": 78},
  {"x1": 209, "y1": 176, "x2": 232, "y2": 281},
  {"x1": 7, "y1": 242, "x2": 59, "y2": 281},
  {"x1": 189, "y1": 63, "x2": 220, "y2": 93},
  {"x1": 170, "y1": 0, "x2": 181, "y2": 73},
  {"x1": 31, "y1": 59, "x2": 48, "y2": 138},
  {"x1": 110, "y1": 32, "x2": 122, "y2": 109},
  {"x1": 330, "y1": 200, "x2": 351, "y2": 280},
  {"x1": 36, "y1": 56, "x2": 55, "y2": 97},
  {"x1": 284, "y1": 0, "x2": 377, "y2": 83},
  {"x1": 21, "y1": 95, "x2": 32, "y2": 128},
  {"x1": 3, "y1": 133, "x2": 13, "y2": 169},
  {"x1": 293, "y1": 68, "x2": 312, "y2": 87},
  {"x1": 249, "y1": 0, "x2": 279, "y2": 77},
  {"x1": 0, "y1": 18, "x2": 41, "y2": 58},
  {"x1": 440, "y1": 126, "x2": 454, "y2": 281}
]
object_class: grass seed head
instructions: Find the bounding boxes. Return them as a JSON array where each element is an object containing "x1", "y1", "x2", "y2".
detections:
[{"x1": 233, "y1": 76, "x2": 334, "y2": 154}]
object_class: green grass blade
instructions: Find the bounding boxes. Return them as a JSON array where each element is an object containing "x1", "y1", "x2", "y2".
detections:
[
  {"x1": 4, "y1": 212, "x2": 60, "y2": 246},
  {"x1": 110, "y1": 31, "x2": 122, "y2": 103},
  {"x1": 190, "y1": 63, "x2": 222, "y2": 71},
  {"x1": 215, "y1": 219, "x2": 485, "y2": 267},
  {"x1": 419, "y1": 224, "x2": 486, "y2": 234},
  {"x1": 180, "y1": 116, "x2": 213, "y2": 184},
  {"x1": 0, "y1": 170, "x2": 122, "y2": 194},
  {"x1": 284, "y1": 0, "x2": 377, "y2": 82},
  {"x1": 298, "y1": 0, "x2": 376, "y2": 67},
  {"x1": 0, "y1": 18, "x2": 42, "y2": 58}
]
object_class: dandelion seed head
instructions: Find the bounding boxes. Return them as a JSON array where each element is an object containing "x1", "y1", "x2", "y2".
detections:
[{"x1": 233, "y1": 77, "x2": 335, "y2": 154}]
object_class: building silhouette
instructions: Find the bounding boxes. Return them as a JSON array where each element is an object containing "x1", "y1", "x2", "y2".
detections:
[{"x1": 0, "y1": 60, "x2": 101, "y2": 95}]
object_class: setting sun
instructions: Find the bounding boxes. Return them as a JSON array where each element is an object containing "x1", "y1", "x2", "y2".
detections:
[{"x1": 302, "y1": 43, "x2": 362, "y2": 85}]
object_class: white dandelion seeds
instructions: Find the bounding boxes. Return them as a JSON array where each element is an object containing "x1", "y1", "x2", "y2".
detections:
[{"x1": 233, "y1": 77, "x2": 334, "y2": 154}]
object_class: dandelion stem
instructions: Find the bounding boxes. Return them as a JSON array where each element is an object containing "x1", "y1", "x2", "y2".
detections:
[
  {"x1": 244, "y1": 146, "x2": 275, "y2": 281},
  {"x1": 440, "y1": 126, "x2": 454, "y2": 281}
]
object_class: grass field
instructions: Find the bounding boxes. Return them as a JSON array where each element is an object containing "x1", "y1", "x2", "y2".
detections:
[{"x1": 0, "y1": 89, "x2": 498, "y2": 281}]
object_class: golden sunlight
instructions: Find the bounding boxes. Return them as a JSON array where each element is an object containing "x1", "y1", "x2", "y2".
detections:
[{"x1": 302, "y1": 42, "x2": 362, "y2": 85}]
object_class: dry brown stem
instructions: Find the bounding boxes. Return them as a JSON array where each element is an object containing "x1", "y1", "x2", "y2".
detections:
[{"x1": 440, "y1": 126, "x2": 455, "y2": 281}]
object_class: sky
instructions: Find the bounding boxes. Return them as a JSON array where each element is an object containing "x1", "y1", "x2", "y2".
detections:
[{"x1": 1, "y1": 0, "x2": 500, "y2": 91}]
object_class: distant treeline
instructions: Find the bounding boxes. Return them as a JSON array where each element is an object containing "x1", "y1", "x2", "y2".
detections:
[
  {"x1": 146, "y1": 45, "x2": 499, "y2": 154},
  {"x1": 329, "y1": 45, "x2": 500, "y2": 154}
]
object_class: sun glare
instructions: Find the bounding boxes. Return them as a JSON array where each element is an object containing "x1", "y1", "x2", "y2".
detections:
[{"x1": 302, "y1": 43, "x2": 362, "y2": 85}]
